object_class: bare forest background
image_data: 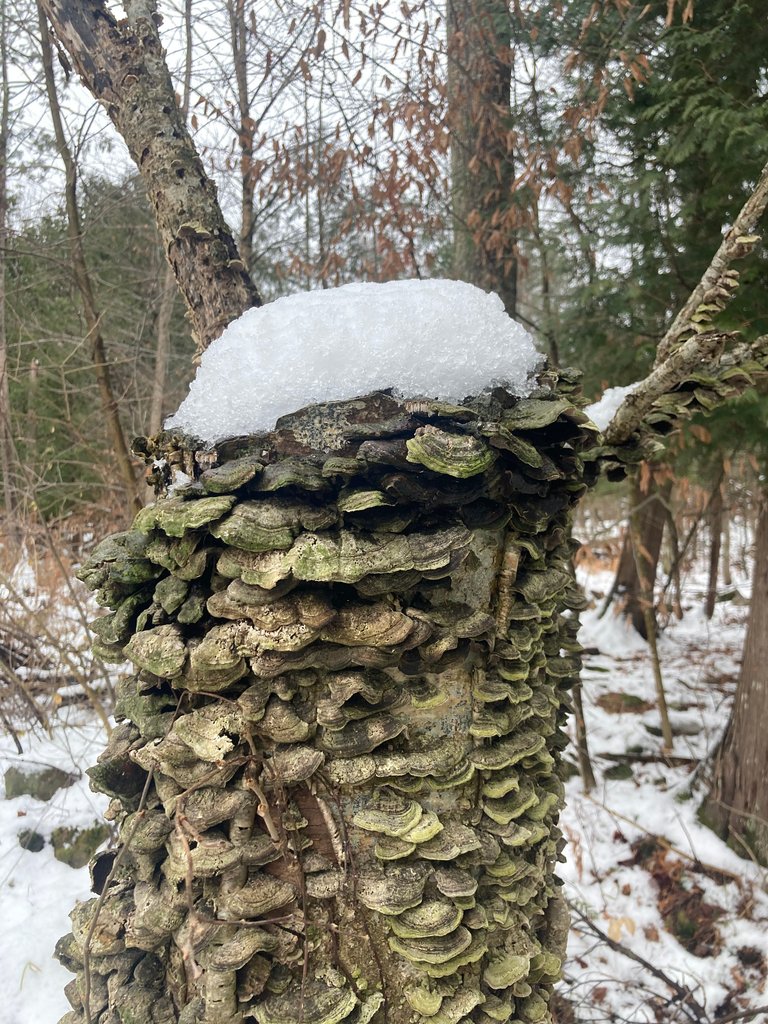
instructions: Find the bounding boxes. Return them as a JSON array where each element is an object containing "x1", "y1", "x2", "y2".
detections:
[{"x1": 2, "y1": 1, "x2": 768, "y2": 1021}]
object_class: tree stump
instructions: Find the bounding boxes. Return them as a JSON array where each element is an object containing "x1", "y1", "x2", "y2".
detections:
[{"x1": 59, "y1": 373, "x2": 598, "y2": 1024}]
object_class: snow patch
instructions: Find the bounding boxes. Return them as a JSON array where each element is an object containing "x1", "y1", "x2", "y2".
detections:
[
  {"x1": 0, "y1": 715, "x2": 110, "y2": 1024},
  {"x1": 585, "y1": 381, "x2": 640, "y2": 431},
  {"x1": 167, "y1": 279, "x2": 542, "y2": 442}
]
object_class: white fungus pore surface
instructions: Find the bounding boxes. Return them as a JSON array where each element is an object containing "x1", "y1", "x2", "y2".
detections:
[
  {"x1": 584, "y1": 382, "x2": 640, "y2": 432},
  {"x1": 166, "y1": 279, "x2": 542, "y2": 442}
]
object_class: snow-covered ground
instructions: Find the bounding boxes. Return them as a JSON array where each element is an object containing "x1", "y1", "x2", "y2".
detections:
[
  {"x1": 0, "y1": 562, "x2": 764, "y2": 1024},
  {"x1": 562, "y1": 564, "x2": 767, "y2": 1023},
  {"x1": 0, "y1": 715, "x2": 109, "y2": 1024}
]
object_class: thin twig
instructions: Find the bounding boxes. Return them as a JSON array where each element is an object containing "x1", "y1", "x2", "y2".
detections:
[
  {"x1": 568, "y1": 901, "x2": 708, "y2": 1023},
  {"x1": 583, "y1": 793, "x2": 743, "y2": 882}
]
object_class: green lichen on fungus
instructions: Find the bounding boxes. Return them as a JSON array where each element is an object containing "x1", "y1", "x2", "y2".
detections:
[
  {"x1": 59, "y1": 378, "x2": 603, "y2": 1024},
  {"x1": 132, "y1": 494, "x2": 236, "y2": 536},
  {"x1": 405, "y1": 425, "x2": 496, "y2": 478}
]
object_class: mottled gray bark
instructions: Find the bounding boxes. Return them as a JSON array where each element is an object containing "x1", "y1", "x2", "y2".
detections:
[
  {"x1": 39, "y1": 0, "x2": 260, "y2": 356},
  {"x1": 148, "y1": 0, "x2": 190, "y2": 440}
]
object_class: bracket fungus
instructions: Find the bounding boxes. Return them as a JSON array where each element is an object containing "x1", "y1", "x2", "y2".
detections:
[{"x1": 61, "y1": 374, "x2": 605, "y2": 1024}]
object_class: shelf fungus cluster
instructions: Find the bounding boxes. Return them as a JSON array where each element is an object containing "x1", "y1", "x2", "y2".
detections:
[{"x1": 59, "y1": 376, "x2": 600, "y2": 1024}]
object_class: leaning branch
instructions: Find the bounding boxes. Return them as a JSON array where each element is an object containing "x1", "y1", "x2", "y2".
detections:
[
  {"x1": 605, "y1": 330, "x2": 731, "y2": 445},
  {"x1": 39, "y1": 0, "x2": 261, "y2": 355},
  {"x1": 605, "y1": 159, "x2": 768, "y2": 445},
  {"x1": 568, "y1": 901, "x2": 708, "y2": 1023},
  {"x1": 655, "y1": 160, "x2": 768, "y2": 367}
]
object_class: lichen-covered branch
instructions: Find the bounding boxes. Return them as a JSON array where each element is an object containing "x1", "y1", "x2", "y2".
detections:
[
  {"x1": 39, "y1": 0, "x2": 260, "y2": 355},
  {"x1": 604, "y1": 158, "x2": 768, "y2": 446},
  {"x1": 654, "y1": 158, "x2": 768, "y2": 367},
  {"x1": 604, "y1": 329, "x2": 730, "y2": 446}
]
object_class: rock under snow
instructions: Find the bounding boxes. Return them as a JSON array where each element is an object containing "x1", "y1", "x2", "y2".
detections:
[{"x1": 166, "y1": 279, "x2": 542, "y2": 442}]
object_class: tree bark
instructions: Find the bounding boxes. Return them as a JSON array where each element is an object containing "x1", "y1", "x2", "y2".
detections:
[
  {"x1": 148, "y1": 0, "x2": 190, "y2": 440},
  {"x1": 571, "y1": 680, "x2": 595, "y2": 793},
  {"x1": 721, "y1": 480, "x2": 733, "y2": 587},
  {"x1": 628, "y1": 469, "x2": 674, "y2": 750},
  {"x1": 0, "y1": 0, "x2": 19, "y2": 548},
  {"x1": 608, "y1": 466, "x2": 670, "y2": 639},
  {"x1": 703, "y1": 492, "x2": 768, "y2": 864},
  {"x1": 37, "y1": 2, "x2": 141, "y2": 516},
  {"x1": 704, "y1": 464, "x2": 724, "y2": 620},
  {"x1": 447, "y1": 0, "x2": 517, "y2": 316},
  {"x1": 148, "y1": 266, "x2": 176, "y2": 438},
  {"x1": 227, "y1": 0, "x2": 255, "y2": 275},
  {"x1": 39, "y1": 0, "x2": 261, "y2": 356}
]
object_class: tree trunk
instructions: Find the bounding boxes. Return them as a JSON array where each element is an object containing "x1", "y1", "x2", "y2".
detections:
[
  {"x1": 227, "y1": 0, "x2": 255, "y2": 275},
  {"x1": 39, "y1": 0, "x2": 260, "y2": 356},
  {"x1": 148, "y1": 0, "x2": 190, "y2": 441},
  {"x1": 721, "y1": 482, "x2": 733, "y2": 587},
  {"x1": 571, "y1": 680, "x2": 595, "y2": 793},
  {"x1": 0, "y1": 0, "x2": 20, "y2": 548},
  {"x1": 38, "y1": 2, "x2": 141, "y2": 517},
  {"x1": 704, "y1": 464, "x2": 724, "y2": 619},
  {"x1": 447, "y1": 0, "x2": 517, "y2": 316},
  {"x1": 703, "y1": 492, "x2": 768, "y2": 864},
  {"x1": 628, "y1": 469, "x2": 673, "y2": 751},
  {"x1": 607, "y1": 466, "x2": 670, "y2": 638},
  {"x1": 58, "y1": 382, "x2": 595, "y2": 1024},
  {"x1": 664, "y1": 502, "x2": 684, "y2": 621},
  {"x1": 148, "y1": 265, "x2": 176, "y2": 438}
]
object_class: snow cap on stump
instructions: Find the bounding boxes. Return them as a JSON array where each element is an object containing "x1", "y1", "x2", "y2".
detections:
[{"x1": 167, "y1": 279, "x2": 542, "y2": 442}]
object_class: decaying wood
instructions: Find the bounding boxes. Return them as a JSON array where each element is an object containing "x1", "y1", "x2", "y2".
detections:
[
  {"x1": 61, "y1": 376, "x2": 596, "y2": 1024},
  {"x1": 606, "y1": 157, "x2": 768, "y2": 446},
  {"x1": 38, "y1": 0, "x2": 260, "y2": 356}
]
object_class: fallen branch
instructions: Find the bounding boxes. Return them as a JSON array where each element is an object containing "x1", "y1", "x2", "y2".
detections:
[
  {"x1": 583, "y1": 793, "x2": 744, "y2": 882},
  {"x1": 598, "y1": 751, "x2": 698, "y2": 767},
  {"x1": 567, "y1": 900, "x2": 709, "y2": 1023}
]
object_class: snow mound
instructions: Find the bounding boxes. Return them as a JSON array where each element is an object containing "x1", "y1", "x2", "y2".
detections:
[
  {"x1": 585, "y1": 381, "x2": 640, "y2": 431},
  {"x1": 167, "y1": 279, "x2": 542, "y2": 442}
]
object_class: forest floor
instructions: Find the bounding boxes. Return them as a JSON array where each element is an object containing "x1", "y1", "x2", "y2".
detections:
[{"x1": 0, "y1": 557, "x2": 765, "y2": 1024}]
